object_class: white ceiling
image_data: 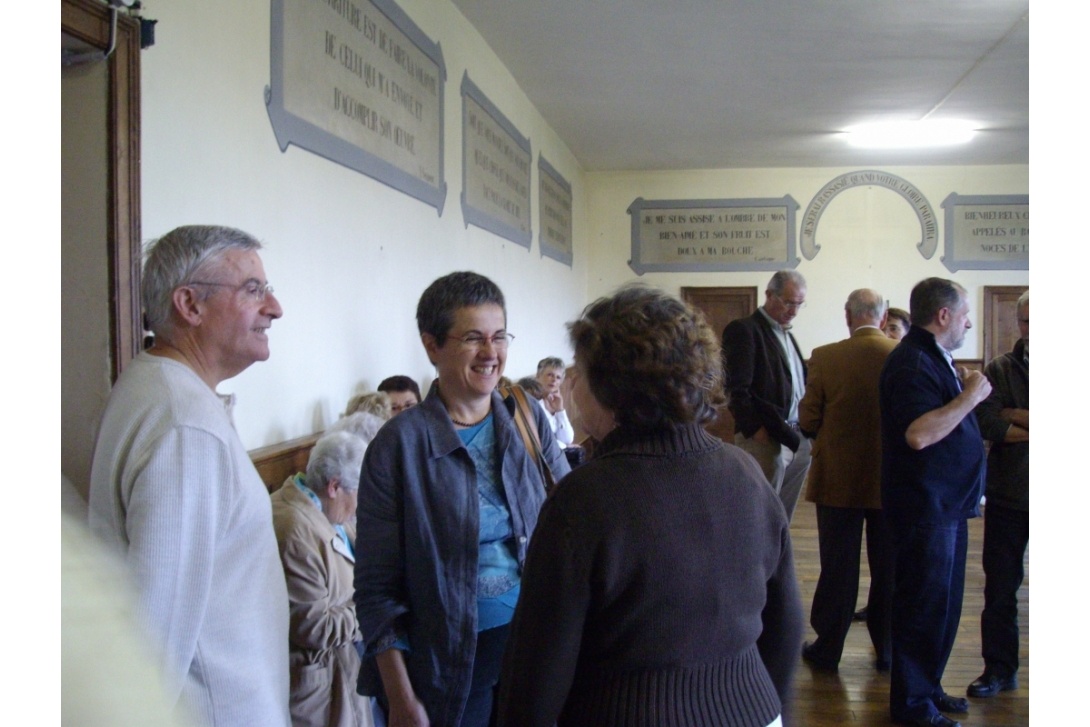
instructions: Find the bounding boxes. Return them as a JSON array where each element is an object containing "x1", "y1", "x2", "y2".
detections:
[{"x1": 449, "y1": 0, "x2": 1029, "y2": 171}]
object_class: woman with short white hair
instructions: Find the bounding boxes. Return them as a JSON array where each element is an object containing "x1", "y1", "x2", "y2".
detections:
[{"x1": 271, "y1": 432, "x2": 374, "y2": 727}]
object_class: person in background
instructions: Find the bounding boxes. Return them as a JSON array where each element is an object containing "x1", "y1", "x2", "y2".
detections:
[
  {"x1": 378, "y1": 375, "x2": 422, "y2": 416},
  {"x1": 498, "y1": 284, "x2": 802, "y2": 727},
  {"x1": 516, "y1": 376, "x2": 547, "y2": 400},
  {"x1": 328, "y1": 411, "x2": 386, "y2": 444},
  {"x1": 884, "y1": 307, "x2": 911, "y2": 341},
  {"x1": 344, "y1": 391, "x2": 392, "y2": 421},
  {"x1": 853, "y1": 300, "x2": 904, "y2": 622},
  {"x1": 881, "y1": 278, "x2": 990, "y2": 727},
  {"x1": 799, "y1": 289, "x2": 896, "y2": 674},
  {"x1": 721, "y1": 270, "x2": 811, "y2": 521},
  {"x1": 967, "y1": 290, "x2": 1029, "y2": 700},
  {"x1": 88, "y1": 225, "x2": 290, "y2": 726},
  {"x1": 354, "y1": 271, "x2": 570, "y2": 727},
  {"x1": 534, "y1": 356, "x2": 575, "y2": 446},
  {"x1": 271, "y1": 432, "x2": 375, "y2": 727}
]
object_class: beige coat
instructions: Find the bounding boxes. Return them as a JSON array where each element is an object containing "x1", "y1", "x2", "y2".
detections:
[
  {"x1": 271, "y1": 478, "x2": 373, "y2": 727},
  {"x1": 799, "y1": 327, "x2": 898, "y2": 509}
]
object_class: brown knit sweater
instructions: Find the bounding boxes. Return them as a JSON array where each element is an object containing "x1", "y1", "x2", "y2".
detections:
[{"x1": 497, "y1": 424, "x2": 803, "y2": 726}]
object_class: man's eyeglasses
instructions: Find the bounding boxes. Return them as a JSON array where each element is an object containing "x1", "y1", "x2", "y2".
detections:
[
  {"x1": 774, "y1": 293, "x2": 806, "y2": 311},
  {"x1": 188, "y1": 279, "x2": 275, "y2": 302},
  {"x1": 453, "y1": 332, "x2": 515, "y2": 351}
]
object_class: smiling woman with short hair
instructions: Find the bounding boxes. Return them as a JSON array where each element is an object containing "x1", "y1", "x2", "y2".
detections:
[{"x1": 353, "y1": 271, "x2": 570, "y2": 727}]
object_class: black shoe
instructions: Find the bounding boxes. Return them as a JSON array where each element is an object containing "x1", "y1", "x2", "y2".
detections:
[
  {"x1": 893, "y1": 714, "x2": 961, "y2": 727},
  {"x1": 801, "y1": 641, "x2": 838, "y2": 672},
  {"x1": 967, "y1": 671, "x2": 1018, "y2": 698},
  {"x1": 933, "y1": 693, "x2": 969, "y2": 714},
  {"x1": 853, "y1": 607, "x2": 868, "y2": 621},
  {"x1": 875, "y1": 657, "x2": 891, "y2": 673}
]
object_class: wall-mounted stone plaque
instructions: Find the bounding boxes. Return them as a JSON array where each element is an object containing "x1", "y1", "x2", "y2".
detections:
[
  {"x1": 266, "y1": 0, "x2": 447, "y2": 213},
  {"x1": 461, "y1": 73, "x2": 532, "y2": 248},
  {"x1": 627, "y1": 197, "x2": 800, "y2": 274},
  {"x1": 940, "y1": 193, "x2": 1029, "y2": 272},
  {"x1": 538, "y1": 155, "x2": 572, "y2": 266},
  {"x1": 800, "y1": 170, "x2": 938, "y2": 261}
]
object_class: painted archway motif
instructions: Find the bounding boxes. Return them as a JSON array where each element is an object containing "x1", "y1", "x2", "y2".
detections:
[{"x1": 799, "y1": 170, "x2": 938, "y2": 261}]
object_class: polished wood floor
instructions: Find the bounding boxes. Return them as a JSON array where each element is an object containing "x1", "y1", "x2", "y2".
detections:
[{"x1": 787, "y1": 500, "x2": 1029, "y2": 726}]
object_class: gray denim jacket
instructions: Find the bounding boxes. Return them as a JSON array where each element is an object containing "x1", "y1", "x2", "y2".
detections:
[{"x1": 353, "y1": 381, "x2": 570, "y2": 725}]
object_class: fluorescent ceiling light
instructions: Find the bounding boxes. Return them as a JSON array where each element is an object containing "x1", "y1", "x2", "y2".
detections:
[{"x1": 845, "y1": 120, "x2": 976, "y2": 148}]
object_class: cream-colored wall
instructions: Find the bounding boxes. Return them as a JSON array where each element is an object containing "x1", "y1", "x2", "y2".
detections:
[
  {"x1": 585, "y1": 165, "x2": 1029, "y2": 358},
  {"x1": 138, "y1": 1, "x2": 1028, "y2": 449},
  {"x1": 139, "y1": 0, "x2": 588, "y2": 448}
]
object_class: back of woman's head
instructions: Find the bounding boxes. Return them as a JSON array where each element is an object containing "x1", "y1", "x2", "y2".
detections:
[{"x1": 568, "y1": 284, "x2": 725, "y2": 429}]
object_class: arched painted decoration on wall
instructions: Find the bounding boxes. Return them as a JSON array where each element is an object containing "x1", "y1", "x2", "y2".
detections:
[{"x1": 799, "y1": 170, "x2": 938, "y2": 261}]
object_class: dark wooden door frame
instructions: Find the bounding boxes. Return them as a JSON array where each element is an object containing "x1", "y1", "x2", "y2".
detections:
[
  {"x1": 982, "y1": 285, "x2": 1028, "y2": 366},
  {"x1": 62, "y1": 0, "x2": 142, "y2": 380},
  {"x1": 680, "y1": 286, "x2": 760, "y2": 443}
]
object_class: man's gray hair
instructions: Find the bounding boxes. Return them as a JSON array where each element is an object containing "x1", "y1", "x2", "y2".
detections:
[
  {"x1": 327, "y1": 411, "x2": 385, "y2": 447},
  {"x1": 767, "y1": 270, "x2": 806, "y2": 295},
  {"x1": 846, "y1": 288, "x2": 886, "y2": 322},
  {"x1": 1017, "y1": 289, "x2": 1029, "y2": 314},
  {"x1": 142, "y1": 225, "x2": 263, "y2": 338},
  {"x1": 305, "y1": 431, "x2": 366, "y2": 493}
]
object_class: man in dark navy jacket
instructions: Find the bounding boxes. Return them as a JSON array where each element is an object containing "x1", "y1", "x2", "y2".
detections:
[
  {"x1": 722, "y1": 270, "x2": 811, "y2": 521},
  {"x1": 880, "y1": 278, "x2": 991, "y2": 727}
]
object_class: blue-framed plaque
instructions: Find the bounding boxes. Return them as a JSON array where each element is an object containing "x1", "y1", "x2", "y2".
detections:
[
  {"x1": 627, "y1": 197, "x2": 800, "y2": 274},
  {"x1": 461, "y1": 73, "x2": 532, "y2": 248},
  {"x1": 538, "y1": 155, "x2": 572, "y2": 266},
  {"x1": 940, "y1": 193, "x2": 1029, "y2": 272},
  {"x1": 266, "y1": 0, "x2": 447, "y2": 213}
]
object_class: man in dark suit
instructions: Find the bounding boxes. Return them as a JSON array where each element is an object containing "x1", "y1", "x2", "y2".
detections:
[
  {"x1": 798, "y1": 289, "x2": 897, "y2": 673},
  {"x1": 722, "y1": 270, "x2": 810, "y2": 520},
  {"x1": 881, "y1": 278, "x2": 991, "y2": 727}
]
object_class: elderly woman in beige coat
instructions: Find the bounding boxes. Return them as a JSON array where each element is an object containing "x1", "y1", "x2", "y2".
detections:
[{"x1": 271, "y1": 432, "x2": 375, "y2": 727}]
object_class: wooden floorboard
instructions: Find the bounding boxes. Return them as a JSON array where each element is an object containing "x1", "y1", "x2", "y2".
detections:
[{"x1": 788, "y1": 500, "x2": 1029, "y2": 726}]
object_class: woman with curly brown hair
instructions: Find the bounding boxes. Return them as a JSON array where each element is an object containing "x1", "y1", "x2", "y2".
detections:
[{"x1": 497, "y1": 284, "x2": 803, "y2": 727}]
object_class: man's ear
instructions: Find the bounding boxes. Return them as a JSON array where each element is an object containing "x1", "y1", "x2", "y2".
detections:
[
  {"x1": 421, "y1": 333, "x2": 440, "y2": 365},
  {"x1": 878, "y1": 310, "x2": 889, "y2": 329},
  {"x1": 172, "y1": 286, "x2": 204, "y2": 327},
  {"x1": 936, "y1": 306, "x2": 952, "y2": 328}
]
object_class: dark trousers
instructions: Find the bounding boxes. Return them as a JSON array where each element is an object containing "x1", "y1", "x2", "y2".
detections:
[
  {"x1": 376, "y1": 624, "x2": 510, "y2": 727},
  {"x1": 461, "y1": 624, "x2": 510, "y2": 727},
  {"x1": 889, "y1": 518, "x2": 968, "y2": 722},
  {"x1": 980, "y1": 503, "x2": 1029, "y2": 678},
  {"x1": 809, "y1": 504, "x2": 893, "y2": 665}
]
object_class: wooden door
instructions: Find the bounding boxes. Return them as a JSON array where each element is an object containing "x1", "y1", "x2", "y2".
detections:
[
  {"x1": 62, "y1": 0, "x2": 142, "y2": 497},
  {"x1": 983, "y1": 285, "x2": 1028, "y2": 365},
  {"x1": 681, "y1": 287, "x2": 759, "y2": 442}
]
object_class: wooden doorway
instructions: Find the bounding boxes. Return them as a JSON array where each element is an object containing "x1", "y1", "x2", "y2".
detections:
[
  {"x1": 62, "y1": 0, "x2": 142, "y2": 497},
  {"x1": 681, "y1": 286, "x2": 759, "y2": 442},
  {"x1": 982, "y1": 285, "x2": 1027, "y2": 366}
]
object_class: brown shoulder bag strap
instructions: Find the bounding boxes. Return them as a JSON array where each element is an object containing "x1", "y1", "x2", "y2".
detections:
[{"x1": 499, "y1": 385, "x2": 556, "y2": 494}]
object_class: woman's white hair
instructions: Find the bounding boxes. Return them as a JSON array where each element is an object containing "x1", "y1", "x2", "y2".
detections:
[{"x1": 305, "y1": 431, "x2": 365, "y2": 493}]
